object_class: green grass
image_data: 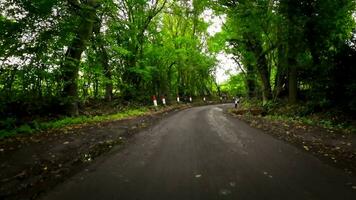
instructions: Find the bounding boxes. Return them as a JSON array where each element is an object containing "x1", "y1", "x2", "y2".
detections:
[
  {"x1": 0, "y1": 107, "x2": 149, "y2": 139},
  {"x1": 265, "y1": 114, "x2": 356, "y2": 133}
]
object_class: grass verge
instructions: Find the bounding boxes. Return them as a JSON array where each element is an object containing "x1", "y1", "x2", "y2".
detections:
[
  {"x1": 0, "y1": 107, "x2": 150, "y2": 139},
  {"x1": 263, "y1": 114, "x2": 356, "y2": 134}
]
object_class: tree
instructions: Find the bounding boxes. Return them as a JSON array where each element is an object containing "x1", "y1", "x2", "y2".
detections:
[{"x1": 62, "y1": 0, "x2": 100, "y2": 115}]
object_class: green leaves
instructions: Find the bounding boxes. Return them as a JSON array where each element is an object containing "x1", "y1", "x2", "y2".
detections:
[{"x1": 112, "y1": 46, "x2": 131, "y2": 56}]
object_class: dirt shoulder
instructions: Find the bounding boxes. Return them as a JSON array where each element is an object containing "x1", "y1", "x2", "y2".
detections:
[
  {"x1": 0, "y1": 105, "x2": 191, "y2": 200},
  {"x1": 229, "y1": 110, "x2": 356, "y2": 176}
]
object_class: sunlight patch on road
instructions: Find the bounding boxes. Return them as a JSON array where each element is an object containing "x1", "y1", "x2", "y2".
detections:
[{"x1": 206, "y1": 107, "x2": 248, "y2": 155}]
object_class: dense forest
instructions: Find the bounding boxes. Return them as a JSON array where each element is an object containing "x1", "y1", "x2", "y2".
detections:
[
  {"x1": 1, "y1": 0, "x2": 356, "y2": 127},
  {"x1": 213, "y1": 0, "x2": 356, "y2": 114},
  {"x1": 1, "y1": 0, "x2": 217, "y2": 119}
]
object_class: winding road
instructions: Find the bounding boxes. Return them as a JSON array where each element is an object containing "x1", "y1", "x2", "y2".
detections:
[{"x1": 41, "y1": 104, "x2": 356, "y2": 200}]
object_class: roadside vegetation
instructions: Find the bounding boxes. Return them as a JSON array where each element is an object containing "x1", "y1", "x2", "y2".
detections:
[
  {"x1": 1, "y1": 1, "x2": 355, "y2": 136},
  {"x1": 1, "y1": 0, "x2": 221, "y2": 137},
  {"x1": 1, "y1": 1, "x2": 356, "y2": 199},
  {"x1": 0, "y1": 106, "x2": 149, "y2": 138},
  {"x1": 236, "y1": 99, "x2": 356, "y2": 133},
  {"x1": 212, "y1": 0, "x2": 356, "y2": 132}
]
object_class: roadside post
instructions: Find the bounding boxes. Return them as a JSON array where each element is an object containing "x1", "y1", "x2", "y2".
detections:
[
  {"x1": 203, "y1": 97, "x2": 206, "y2": 103},
  {"x1": 177, "y1": 96, "x2": 180, "y2": 103},
  {"x1": 234, "y1": 97, "x2": 238, "y2": 109},
  {"x1": 189, "y1": 96, "x2": 192, "y2": 103},
  {"x1": 152, "y1": 95, "x2": 158, "y2": 109},
  {"x1": 162, "y1": 96, "x2": 166, "y2": 106}
]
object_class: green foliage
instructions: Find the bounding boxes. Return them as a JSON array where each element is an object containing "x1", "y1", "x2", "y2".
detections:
[
  {"x1": 220, "y1": 73, "x2": 246, "y2": 97},
  {"x1": 0, "y1": 0, "x2": 218, "y2": 117},
  {"x1": 0, "y1": 0, "x2": 355, "y2": 125},
  {"x1": 215, "y1": 0, "x2": 356, "y2": 116}
]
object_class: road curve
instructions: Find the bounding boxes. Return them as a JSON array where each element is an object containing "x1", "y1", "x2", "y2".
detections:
[{"x1": 41, "y1": 105, "x2": 356, "y2": 200}]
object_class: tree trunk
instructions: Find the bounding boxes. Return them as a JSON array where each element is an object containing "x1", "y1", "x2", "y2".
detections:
[
  {"x1": 257, "y1": 57, "x2": 272, "y2": 104},
  {"x1": 288, "y1": 63, "x2": 297, "y2": 104},
  {"x1": 245, "y1": 63, "x2": 257, "y2": 98},
  {"x1": 274, "y1": 44, "x2": 287, "y2": 98},
  {"x1": 254, "y1": 40, "x2": 272, "y2": 104},
  {"x1": 94, "y1": 76, "x2": 99, "y2": 99},
  {"x1": 166, "y1": 62, "x2": 175, "y2": 101},
  {"x1": 61, "y1": 0, "x2": 98, "y2": 116},
  {"x1": 100, "y1": 45, "x2": 113, "y2": 102},
  {"x1": 244, "y1": 35, "x2": 271, "y2": 101}
]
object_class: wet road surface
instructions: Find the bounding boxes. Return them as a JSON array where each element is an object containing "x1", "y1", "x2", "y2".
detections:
[{"x1": 41, "y1": 105, "x2": 356, "y2": 200}]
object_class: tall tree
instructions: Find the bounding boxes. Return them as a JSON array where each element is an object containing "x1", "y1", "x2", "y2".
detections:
[{"x1": 61, "y1": 0, "x2": 100, "y2": 115}]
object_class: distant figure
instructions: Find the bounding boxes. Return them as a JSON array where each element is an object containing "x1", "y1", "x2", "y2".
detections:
[{"x1": 234, "y1": 97, "x2": 240, "y2": 109}]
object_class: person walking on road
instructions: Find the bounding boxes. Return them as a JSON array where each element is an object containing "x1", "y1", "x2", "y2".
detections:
[{"x1": 234, "y1": 96, "x2": 240, "y2": 109}]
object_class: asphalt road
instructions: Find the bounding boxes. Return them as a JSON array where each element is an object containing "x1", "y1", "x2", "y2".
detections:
[{"x1": 41, "y1": 104, "x2": 356, "y2": 200}]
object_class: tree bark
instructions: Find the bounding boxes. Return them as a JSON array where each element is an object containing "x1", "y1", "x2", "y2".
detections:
[
  {"x1": 100, "y1": 45, "x2": 113, "y2": 102},
  {"x1": 62, "y1": 0, "x2": 98, "y2": 116},
  {"x1": 288, "y1": 63, "x2": 297, "y2": 104},
  {"x1": 245, "y1": 63, "x2": 257, "y2": 98},
  {"x1": 274, "y1": 44, "x2": 287, "y2": 98},
  {"x1": 243, "y1": 35, "x2": 272, "y2": 102},
  {"x1": 257, "y1": 55, "x2": 272, "y2": 104},
  {"x1": 250, "y1": 38, "x2": 272, "y2": 104}
]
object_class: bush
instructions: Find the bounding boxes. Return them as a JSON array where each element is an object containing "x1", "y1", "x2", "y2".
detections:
[
  {"x1": 0, "y1": 118, "x2": 17, "y2": 130},
  {"x1": 17, "y1": 124, "x2": 34, "y2": 134}
]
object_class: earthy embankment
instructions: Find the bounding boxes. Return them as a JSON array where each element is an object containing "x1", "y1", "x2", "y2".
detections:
[{"x1": 230, "y1": 109, "x2": 356, "y2": 176}]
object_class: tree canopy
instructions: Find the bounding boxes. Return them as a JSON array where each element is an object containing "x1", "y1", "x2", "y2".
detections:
[
  {"x1": 1, "y1": 0, "x2": 218, "y2": 117},
  {"x1": 1, "y1": 0, "x2": 355, "y2": 119}
]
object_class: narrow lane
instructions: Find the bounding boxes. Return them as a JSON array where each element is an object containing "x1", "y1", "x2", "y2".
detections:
[{"x1": 41, "y1": 105, "x2": 356, "y2": 200}]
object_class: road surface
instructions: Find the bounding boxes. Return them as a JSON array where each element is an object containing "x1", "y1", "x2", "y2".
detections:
[{"x1": 41, "y1": 105, "x2": 356, "y2": 200}]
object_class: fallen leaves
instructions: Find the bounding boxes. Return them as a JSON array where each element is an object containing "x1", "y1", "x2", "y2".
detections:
[
  {"x1": 229, "y1": 182, "x2": 236, "y2": 187},
  {"x1": 219, "y1": 189, "x2": 231, "y2": 196},
  {"x1": 263, "y1": 171, "x2": 273, "y2": 178},
  {"x1": 14, "y1": 170, "x2": 27, "y2": 179},
  {"x1": 82, "y1": 154, "x2": 92, "y2": 162}
]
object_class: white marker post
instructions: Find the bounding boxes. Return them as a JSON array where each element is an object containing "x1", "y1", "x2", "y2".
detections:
[
  {"x1": 189, "y1": 96, "x2": 192, "y2": 103},
  {"x1": 177, "y1": 96, "x2": 180, "y2": 103},
  {"x1": 203, "y1": 97, "x2": 206, "y2": 102},
  {"x1": 162, "y1": 96, "x2": 166, "y2": 106},
  {"x1": 152, "y1": 95, "x2": 158, "y2": 107}
]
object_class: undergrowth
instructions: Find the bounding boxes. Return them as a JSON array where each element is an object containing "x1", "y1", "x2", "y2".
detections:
[{"x1": 238, "y1": 99, "x2": 356, "y2": 133}]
